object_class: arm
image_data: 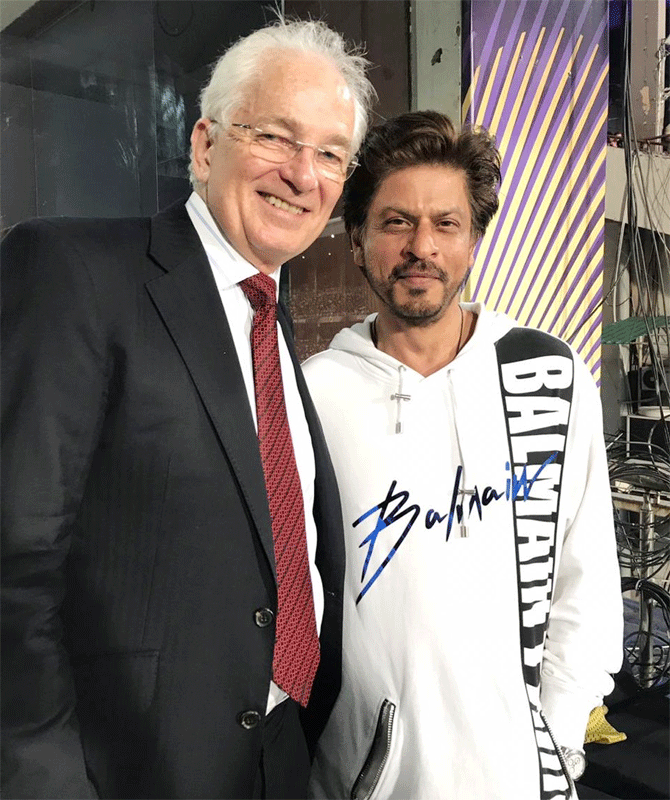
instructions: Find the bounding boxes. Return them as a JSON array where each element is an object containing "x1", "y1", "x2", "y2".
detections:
[
  {"x1": 540, "y1": 358, "x2": 623, "y2": 749},
  {"x1": 1, "y1": 220, "x2": 107, "y2": 798}
]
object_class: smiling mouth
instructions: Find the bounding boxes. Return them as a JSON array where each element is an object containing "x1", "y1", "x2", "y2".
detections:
[{"x1": 259, "y1": 192, "x2": 306, "y2": 216}]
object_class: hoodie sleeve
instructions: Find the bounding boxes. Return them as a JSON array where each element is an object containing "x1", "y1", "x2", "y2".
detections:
[{"x1": 539, "y1": 356, "x2": 623, "y2": 749}]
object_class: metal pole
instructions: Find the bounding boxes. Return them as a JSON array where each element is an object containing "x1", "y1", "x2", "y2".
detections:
[{"x1": 639, "y1": 494, "x2": 655, "y2": 688}]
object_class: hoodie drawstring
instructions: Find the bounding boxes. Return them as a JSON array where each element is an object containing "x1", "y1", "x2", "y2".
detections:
[{"x1": 390, "y1": 365, "x2": 411, "y2": 434}]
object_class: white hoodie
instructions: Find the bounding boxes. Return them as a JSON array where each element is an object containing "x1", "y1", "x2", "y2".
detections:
[{"x1": 304, "y1": 304, "x2": 623, "y2": 800}]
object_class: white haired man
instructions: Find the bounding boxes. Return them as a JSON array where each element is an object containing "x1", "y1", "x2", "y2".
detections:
[{"x1": 2, "y1": 18, "x2": 374, "y2": 799}]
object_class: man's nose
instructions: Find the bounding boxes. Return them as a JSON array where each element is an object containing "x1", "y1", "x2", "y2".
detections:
[
  {"x1": 278, "y1": 146, "x2": 320, "y2": 193},
  {"x1": 404, "y1": 221, "x2": 438, "y2": 260}
]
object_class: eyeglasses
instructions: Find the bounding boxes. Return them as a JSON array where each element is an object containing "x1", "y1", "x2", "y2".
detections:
[{"x1": 213, "y1": 121, "x2": 358, "y2": 182}]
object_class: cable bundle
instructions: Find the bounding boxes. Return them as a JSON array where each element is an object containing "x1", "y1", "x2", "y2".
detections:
[
  {"x1": 621, "y1": 577, "x2": 670, "y2": 689},
  {"x1": 607, "y1": 439, "x2": 670, "y2": 574},
  {"x1": 604, "y1": 3, "x2": 670, "y2": 454}
]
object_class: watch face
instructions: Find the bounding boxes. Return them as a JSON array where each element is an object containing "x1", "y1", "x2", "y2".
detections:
[{"x1": 564, "y1": 749, "x2": 586, "y2": 780}]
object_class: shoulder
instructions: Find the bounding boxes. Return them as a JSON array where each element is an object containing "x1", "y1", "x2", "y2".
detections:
[
  {"x1": 302, "y1": 348, "x2": 338, "y2": 384},
  {"x1": 495, "y1": 324, "x2": 573, "y2": 361},
  {"x1": 3, "y1": 214, "x2": 150, "y2": 238},
  {"x1": 302, "y1": 320, "x2": 372, "y2": 378},
  {"x1": 302, "y1": 346, "x2": 356, "y2": 377},
  {"x1": 302, "y1": 348, "x2": 335, "y2": 372},
  {"x1": 2, "y1": 215, "x2": 152, "y2": 276},
  {"x1": 302, "y1": 348, "x2": 359, "y2": 403},
  {"x1": 493, "y1": 324, "x2": 603, "y2": 404},
  {"x1": 1, "y1": 215, "x2": 159, "y2": 299},
  {"x1": 3, "y1": 214, "x2": 150, "y2": 255},
  {"x1": 1, "y1": 217, "x2": 161, "y2": 338}
]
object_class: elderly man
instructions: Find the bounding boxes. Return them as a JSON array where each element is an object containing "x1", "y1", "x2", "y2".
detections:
[
  {"x1": 1, "y1": 17, "x2": 374, "y2": 800},
  {"x1": 304, "y1": 111, "x2": 623, "y2": 800}
]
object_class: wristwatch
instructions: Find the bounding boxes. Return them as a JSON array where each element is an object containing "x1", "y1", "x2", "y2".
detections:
[{"x1": 560, "y1": 746, "x2": 587, "y2": 781}]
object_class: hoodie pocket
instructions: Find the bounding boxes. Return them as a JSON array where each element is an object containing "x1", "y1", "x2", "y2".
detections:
[{"x1": 351, "y1": 699, "x2": 396, "y2": 800}]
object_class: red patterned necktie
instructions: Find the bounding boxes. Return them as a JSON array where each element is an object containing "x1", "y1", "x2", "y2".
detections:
[{"x1": 239, "y1": 272, "x2": 320, "y2": 707}]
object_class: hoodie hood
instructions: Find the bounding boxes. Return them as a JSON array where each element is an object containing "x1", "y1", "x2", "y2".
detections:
[
  {"x1": 325, "y1": 303, "x2": 517, "y2": 433},
  {"x1": 328, "y1": 302, "x2": 517, "y2": 377}
]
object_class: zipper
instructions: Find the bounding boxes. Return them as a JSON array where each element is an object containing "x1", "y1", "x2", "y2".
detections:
[
  {"x1": 350, "y1": 699, "x2": 396, "y2": 800},
  {"x1": 539, "y1": 709, "x2": 574, "y2": 795}
]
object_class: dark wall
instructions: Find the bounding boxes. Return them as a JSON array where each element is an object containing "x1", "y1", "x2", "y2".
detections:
[
  {"x1": 1, "y1": 0, "x2": 271, "y2": 230},
  {"x1": 1, "y1": 0, "x2": 409, "y2": 232},
  {"x1": 286, "y1": 0, "x2": 410, "y2": 125}
]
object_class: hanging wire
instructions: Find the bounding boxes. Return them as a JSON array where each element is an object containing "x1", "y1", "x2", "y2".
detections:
[
  {"x1": 607, "y1": 436, "x2": 670, "y2": 574},
  {"x1": 609, "y1": 2, "x2": 670, "y2": 453},
  {"x1": 621, "y1": 576, "x2": 670, "y2": 690},
  {"x1": 564, "y1": 6, "x2": 670, "y2": 399},
  {"x1": 604, "y1": 0, "x2": 670, "y2": 697}
]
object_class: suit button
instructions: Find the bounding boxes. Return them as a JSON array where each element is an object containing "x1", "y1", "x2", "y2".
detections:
[
  {"x1": 238, "y1": 710, "x2": 261, "y2": 730},
  {"x1": 254, "y1": 608, "x2": 274, "y2": 627}
]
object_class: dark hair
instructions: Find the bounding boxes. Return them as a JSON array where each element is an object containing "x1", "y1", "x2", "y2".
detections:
[{"x1": 343, "y1": 110, "x2": 501, "y2": 242}]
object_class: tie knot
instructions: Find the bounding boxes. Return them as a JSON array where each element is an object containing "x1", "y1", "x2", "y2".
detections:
[{"x1": 240, "y1": 272, "x2": 276, "y2": 311}]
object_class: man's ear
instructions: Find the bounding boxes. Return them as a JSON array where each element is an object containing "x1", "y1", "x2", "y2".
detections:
[
  {"x1": 190, "y1": 119, "x2": 214, "y2": 185},
  {"x1": 351, "y1": 229, "x2": 365, "y2": 267}
]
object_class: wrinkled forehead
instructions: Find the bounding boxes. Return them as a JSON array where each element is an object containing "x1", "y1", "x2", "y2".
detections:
[{"x1": 237, "y1": 50, "x2": 356, "y2": 146}]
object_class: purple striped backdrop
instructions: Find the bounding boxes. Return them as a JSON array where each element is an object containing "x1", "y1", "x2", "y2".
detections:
[{"x1": 463, "y1": 0, "x2": 608, "y2": 381}]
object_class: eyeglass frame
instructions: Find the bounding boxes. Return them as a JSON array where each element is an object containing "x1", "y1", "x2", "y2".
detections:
[{"x1": 208, "y1": 119, "x2": 359, "y2": 182}]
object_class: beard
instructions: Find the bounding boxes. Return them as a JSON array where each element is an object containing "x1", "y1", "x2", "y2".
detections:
[{"x1": 361, "y1": 257, "x2": 465, "y2": 327}]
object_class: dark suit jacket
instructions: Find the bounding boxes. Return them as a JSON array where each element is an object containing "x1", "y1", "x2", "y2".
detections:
[{"x1": 1, "y1": 200, "x2": 344, "y2": 799}]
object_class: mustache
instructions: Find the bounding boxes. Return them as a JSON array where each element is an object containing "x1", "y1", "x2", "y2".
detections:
[{"x1": 390, "y1": 259, "x2": 448, "y2": 282}]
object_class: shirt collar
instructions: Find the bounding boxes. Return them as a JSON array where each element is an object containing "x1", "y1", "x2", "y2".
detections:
[{"x1": 186, "y1": 191, "x2": 280, "y2": 296}]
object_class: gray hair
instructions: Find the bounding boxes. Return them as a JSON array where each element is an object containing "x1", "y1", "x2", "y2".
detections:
[{"x1": 189, "y1": 16, "x2": 375, "y2": 187}]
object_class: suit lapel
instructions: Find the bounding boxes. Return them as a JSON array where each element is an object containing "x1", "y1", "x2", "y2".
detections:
[
  {"x1": 277, "y1": 304, "x2": 342, "y2": 566},
  {"x1": 145, "y1": 201, "x2": 276, "y2": 576}
]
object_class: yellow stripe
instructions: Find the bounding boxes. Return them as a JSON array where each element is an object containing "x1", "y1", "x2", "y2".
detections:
[
  {"x1": 462, "y1": 29, "x2": 544, "y2": 301},
  {"x1": 474, "y1": 27, "x2": 568, "y2": 287},
  {"x1": 504, "y1": 52, "x2": 606, "y2": 323},
  {"x1": 571, "y1": 313, "x2": 603, "y2": 360},
  {"x1": 506, "y1": 104, "x2": 608, "y2": 322},
  {"x1": 505, "y1": 155, "x2": 603, "y2": 327},
  {"x1": 524, "y1": 141, "x2": 605, "y2": 324},
  {"x1": 567, "y1": 292, "x2": 604, "y2": 375},
  {"x1": 559, "y1": 240, "x2": 606, "y2": 347},
  {"x1": 475, "y1": 46, "x2": 504, "y2": 127},
  {"x1": 526, "y1": 188, "x2": 605, "y2": 331},
  {"x1": 464, "y1": 28, "x2": 607, "y2": 376},
  {"x1": 485, "y1": 33, "x2": 586, "y2": 311},
  {"x1": 485, "y1": 45, "x2": 608, "y2": 322},
  {"x1": 531, "y1": 226, "x2": 604, "y2": 364},
  {"x1": 489, "y1": 32, "x2": 527, "y2": 135},
  {"x1": 504, "y1": 104, "x2": 606, "y2": 319},
  {"x1": 528, "y1": 203, "x2": 602, "y2": 338},
  {"x1": 497, "y1": 29, "x2": 546, "y2": 151},
  {"x1": 461, "y1": 65, "x2": 479, "y2": 123}
]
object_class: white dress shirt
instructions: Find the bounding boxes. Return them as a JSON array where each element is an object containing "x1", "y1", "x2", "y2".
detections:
[{"x1": 186, "y1": 192, "x2": 324, "y2": 714}]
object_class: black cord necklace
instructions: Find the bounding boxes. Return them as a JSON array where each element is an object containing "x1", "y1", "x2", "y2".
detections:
[{"x1": 371, "y1": 305, "x2": 466, "y2": 357}]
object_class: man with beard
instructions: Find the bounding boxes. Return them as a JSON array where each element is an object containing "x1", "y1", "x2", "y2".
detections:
[{"x1": 303, "y1": 111, "x2": 623, "y2": 800}]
